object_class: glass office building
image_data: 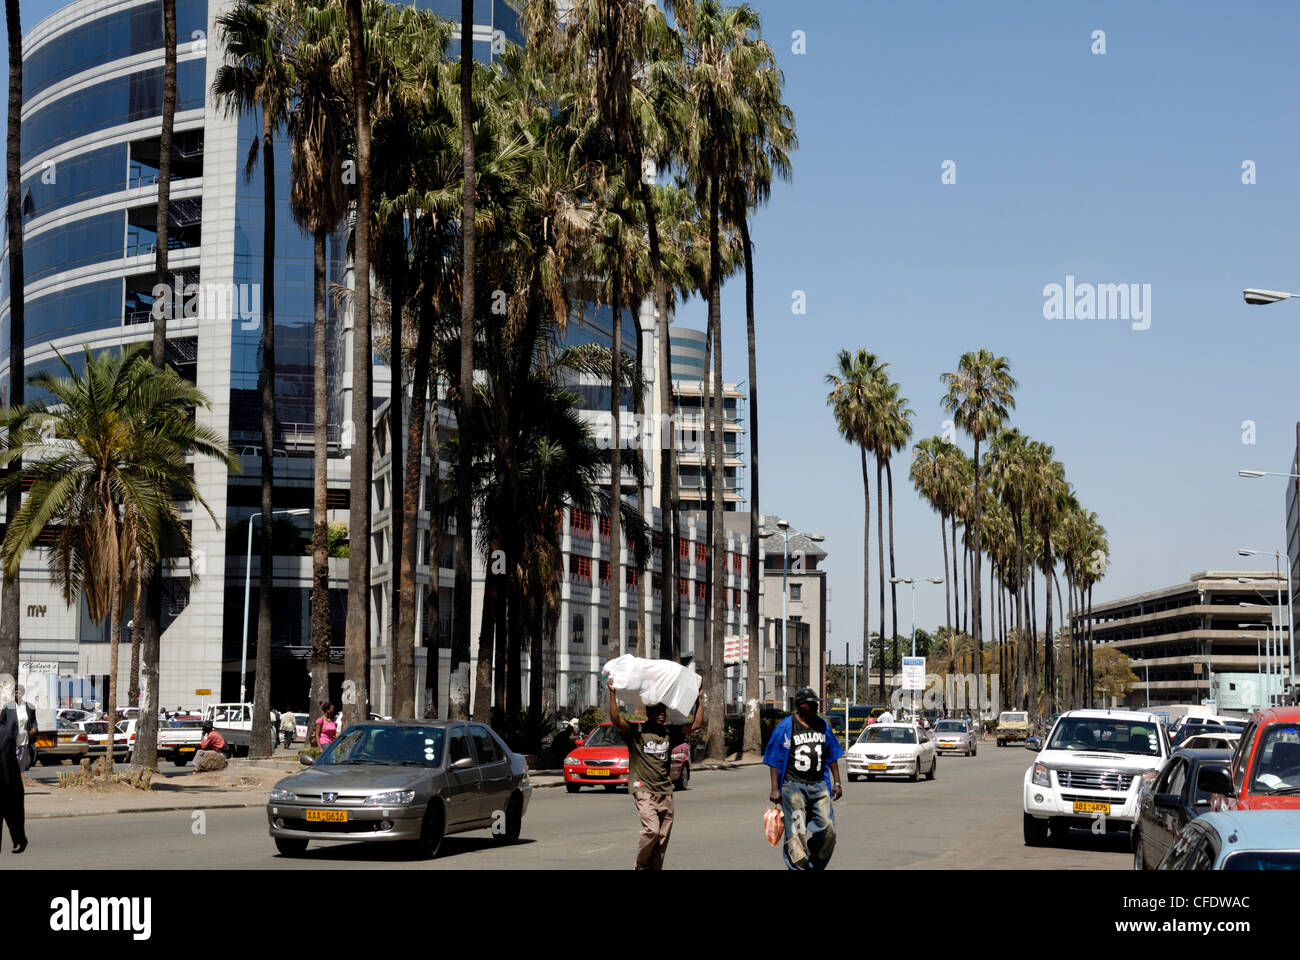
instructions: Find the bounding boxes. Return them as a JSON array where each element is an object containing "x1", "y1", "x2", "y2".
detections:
[{"x1": 0, "y1": 0, "x2": 525, "y2": 711}]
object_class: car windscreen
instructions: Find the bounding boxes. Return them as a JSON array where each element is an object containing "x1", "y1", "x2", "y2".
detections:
[
  {"x1": 318, "y1": 725, "x2": 445, "y2": 767},
  {"x1": 1046, "y1": 717, "x2": 1160, "y2": 756},
  {"x1": 999, "y1": 713, "x2": 1028, "y2": 723},
  {"x1": 857, "y1": 726, "x2": 917, "y2": 745},
  {"x1": 934, "y1": 721, "x2": 967, "y2": 733},
  {"x1": 1223, "y1": 851, "x2": 1300, "y2": 870},
  {"x1": 1249, "y1": 724, "x2": 1300, "y2": 795},
  {"x1": 582, "y1": 725, "x2": 623, "y2": 748}
]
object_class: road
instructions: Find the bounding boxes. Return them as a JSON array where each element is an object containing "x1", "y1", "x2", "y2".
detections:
[{"x1": 17, "y1": 741, "x2": 1132, "y2": 869}]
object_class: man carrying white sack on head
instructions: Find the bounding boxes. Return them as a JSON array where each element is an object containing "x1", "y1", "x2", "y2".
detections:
[{"x1": 604, "y1": 655, "x2": 703, "y2": 870}]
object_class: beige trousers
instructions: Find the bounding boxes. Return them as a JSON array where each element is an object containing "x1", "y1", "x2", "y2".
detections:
[{"x1": 633, "y1": 790, "x2": 675, "y2": 870}]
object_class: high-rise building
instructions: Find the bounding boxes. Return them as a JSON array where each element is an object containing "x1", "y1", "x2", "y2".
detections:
[{"x1": 666, "y1": 324, "x2": 746, "y2": 512}]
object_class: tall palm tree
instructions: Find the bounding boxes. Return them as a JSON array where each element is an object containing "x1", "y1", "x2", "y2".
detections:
[
  {"x1": 0, "y1": 0, "x2": 23, "y2": 680},
  {"x1": 987, "y1": 427, "x2": 1031, "y2": 708},
  {"x1": 826, "y1": 348, "x2": 885, "y2": 697},
  {"x1": 910, "y1": 436, "x2": 960, "y2": 635},
  {"x1": 286, "y1": 0, "x2": 353, "y2": 722},
  {"x1": 214, "y1": 0, "x2": 295, "y2": 755},
  {"x1": 0, "y1": 347, "x2": 236, "y2": 764},
  {"x1": 941, "y1": 349, "x2": 1017, "y2": 701},
  {"x1": 875, "y1": 377, "x2": 913, "y2": 678},
  {"x1": 1024, "y1": 440, "x2": 1066, "y2": 714}
]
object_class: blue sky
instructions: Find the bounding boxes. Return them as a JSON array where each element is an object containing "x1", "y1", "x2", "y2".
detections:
[{"x1": 11, "y1": 0, "x2": 1300, "y2": 663}]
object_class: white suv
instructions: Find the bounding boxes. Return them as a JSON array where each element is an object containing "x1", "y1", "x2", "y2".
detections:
[{"x1": 1023, "y1": 709, "x2": 1170, "y2": 847}]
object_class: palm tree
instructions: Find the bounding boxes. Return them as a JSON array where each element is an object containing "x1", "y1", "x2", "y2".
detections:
[
  {"x1": 0, "y1": 347, "x2": 236, "y2": 767},
  {"x1": 910, "y1": 436, "x2": 959, "y2": 635},
  {"x1": 874, "y1": 377, "x2": 913, "y2": 680},
  {"x1": 987, "y1": 427, "x2": 1031, "y2": 708},
  {"x1": 286, "y1": 0, "x2": 353, "y2": 722},
  {"x1": 826, "y1": 348, "x2": 885, "y2": 698},
  {"x1": 0, "y1": 0, "x2": 23, "y2": 680},
  {"x1": 1024, "y1": 440, "x2": 1067, "y2": 714},
  {"x1": 941, "y1": 349, "x2": 1017, "y2": 703},
  {"x1": 214, "y1": 0, "x2": 295, "y2": 755}
]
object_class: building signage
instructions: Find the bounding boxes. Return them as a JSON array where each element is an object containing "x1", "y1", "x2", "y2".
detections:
[{"x1": 195, "y1": 689, "x2": 212, "y2": 696}]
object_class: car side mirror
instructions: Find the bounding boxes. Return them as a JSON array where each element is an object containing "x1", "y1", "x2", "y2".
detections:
[
  {"x1": 1154, "y1": 793, "x2": 1181, "y2": 810},
  {"x1": 1025, "y1": 738, "x2": 1042, "y2": 752},
  {"x1": 574, "y1": 738, "x2": 584, "y2": 747},
  {"x1": 452, "y1": 756, "x2": 474, "y2": 770},
  {"x1": 299, "y1": 753, "x2": 315, "y2": 766},
  {"x1": 1197, "y1": 765, "x2": 1234, "y2": 798}
]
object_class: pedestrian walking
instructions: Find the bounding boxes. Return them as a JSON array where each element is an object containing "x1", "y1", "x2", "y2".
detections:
[
  {"x1": 311, "y1": 702, "x2": 338, "y2": 752},
  {"x1": 606, "y1": 677, "x2": 702, "y2": 870},
  {"x1": 0, "y1": 675, "x2": 28, "y2": 853},
  {"x1": 764, "y1": 688, "x2": 843, "y2": 870},
  {"x1": 279, "y1": 710, "x2": 296, "y2": 749},
  {"x1": 4, "y1": 685, "x2": 37, "y2": 772},
  {"x1": 877, "y1": 707, "x2": 895, "y2": 724}
]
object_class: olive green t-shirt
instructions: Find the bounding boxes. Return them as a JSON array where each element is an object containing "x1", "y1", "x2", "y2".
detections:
[{"x1": 622, "y1": 722, "x2": 686, "y2": 795}]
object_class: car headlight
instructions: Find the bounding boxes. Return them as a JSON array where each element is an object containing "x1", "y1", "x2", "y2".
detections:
[
  {"x1": 564, "y1": 756, "x2": 582, "y2": 766},
  {"x1": 1141, "y1": 770, "x2": 1159, "y2": 787},
  {"x1": 269, "y1": 787, "x2": 296, "y2": 803},
  {"x1": 1031, "y1": 763, "x2": 1051, "y2": 787},
  {"x1": 894, "y1": 753, "x2": 914, "y2": 761},
  {"x1": 616, "y1": 757, "x2": 629, "y2": 767},
  {"x1": 364, "y1": 790, "x2": 416, "y2": 805}
]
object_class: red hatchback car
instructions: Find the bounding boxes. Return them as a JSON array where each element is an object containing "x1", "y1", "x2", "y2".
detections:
[
  {"x1": 1203, "y1": 707, "x2": 1300, "y2": 811},
  {"x1": 563, "y1": 722, "x2": 691, "y2": 793}
]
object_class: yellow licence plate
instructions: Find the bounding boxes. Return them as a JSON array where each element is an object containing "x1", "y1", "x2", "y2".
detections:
[
  {"x1": 1072, "y1": 801, "x2": 1110, "y2": 815},
  {"x1": 586, "y1": 768, "x2": 611, "y2": 777},
  {"x1": 179, "y1": 746, "x2": 195, "y2": 753},
  {"x1": 305, "y1": 810, "x2": 349, "y2": 822},
  {"x1": 867, "y1": 763, "x2": 888, "y2": 771}
]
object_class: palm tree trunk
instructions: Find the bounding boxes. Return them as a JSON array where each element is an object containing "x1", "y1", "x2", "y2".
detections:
[
  {"x1": 387, "y1": 235, "x2": 405, "y2": 719},
  {"x1": 941, "y1": 512, "x2": 951, "y2": 634},
  {"x1": 741, "y1": 215, "x2": 761, "y2": 757},
  {"x1": 530, "y1": 589, "x2": 545, "y2": 713},
  {"x1": 861, "y1": 446, "x2": 871, "y2": 694},
  {"x1": 446, "y1": 0, "x2": 474, "y2": 719},
  {"x1": 637, "y1": 175, "x2": 676, "y2": 661},
  {"x1": 104, "y1": 604, "x2": 122, "y2": 775},
  {"x1": 475, "y1": 571, "x2": 498, "y2": 722},
  {"x1": 608, "y1": 262, "x2": 622, "y2": 660},
  {"x1": 0, "y1": 0, "x2": 24, "y2": 682},
  {"x1": 1087, "y1": 584, "x2": 1095, "y2": 709},
  {"x1": 543, "y1": 594, "x2": 559, "y2": 716},
  {"x1": 951, "y1": 515, "x2": 959, "y2": 632},
  {"x1": 876, "y1": 458, "x2": 885, "y2": 704},
  {"x1": 506, "y1": 553, "x2": 524, "y2": 717},
  {"x1": 128, "y1": 595, "x2": 141, "y2": 707},
  {"x1": 886, "y1": 459, "x2": 899, "y2": 678},
  {"x1": 633, "y1": 286, "x2": 648, "y2": 661},
  {"x1": 309, "y1": 228, "x2": 332, "y2": 721},
  {"x1": 962, "y1": 533, "x2": 969, "y2": 635},
  {"x1": 706, "y1": 172, "x2": 725, "y2": 759},
  {"x1": 492, "y1": 575, "x2": 506, "y2": 714},
  {"x1": 971, "y1": 439, "x2": 983, "y2": 668},
  {"x1": 1043, "y1": 544, "x2": 1054, "y2": 715},
  {"x1": 252, "y1": 106, "x2": 277, "y2": 760}
]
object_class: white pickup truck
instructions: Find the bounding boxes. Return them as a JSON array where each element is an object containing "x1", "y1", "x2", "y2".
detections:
[
  {"x1": 1023, "y1": 709, "x2": 1170, "y2": 848},
  {"x1": 118, "y1": 718, "x2": 205, "y2": 767}
]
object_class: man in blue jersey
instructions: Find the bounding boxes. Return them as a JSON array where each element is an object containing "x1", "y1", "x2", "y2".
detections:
[{"x1": 764, "y1": 688, "x2": 843, "y2": 870}]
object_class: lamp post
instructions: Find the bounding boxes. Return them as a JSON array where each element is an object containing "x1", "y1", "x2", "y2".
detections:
[
  {"x1": 242, "y1": 508, "x2": 310, "y2": 703},
  {"x1": 1238, "y1": 469, "x2": 1300, "y2": 700},
  {"x1": 1239, "y1": 550, "x2": 1289, "y2": 705},
  {"x1": 890, "y1": 575, "x2": 944, "y2": 714},
  {"x1": 760, "y1": 519, "x2": 824, "y2": 710}
]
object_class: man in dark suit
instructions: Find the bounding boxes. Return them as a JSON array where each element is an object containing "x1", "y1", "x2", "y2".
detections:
[
  {"x1": 0, "y1": 677, "x2": 28, "y2": 853},
  {"x1": 10, "y1": 685, "x2": 37, "y2": 771}
]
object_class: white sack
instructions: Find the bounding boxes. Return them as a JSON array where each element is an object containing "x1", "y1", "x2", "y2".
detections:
[{"x1": 602, "y1": 655, "x2": 701, "y2": 724}]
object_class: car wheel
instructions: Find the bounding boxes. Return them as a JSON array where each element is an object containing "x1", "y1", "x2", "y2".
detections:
[
  {"x1": 174, "y1": 757, "x2": 190, "y2": 767},
  {"x1": 909, "y1": 760, "x2": 920, "y2": 782},
  {"x1": 1023, "y1": 812, "x2": 1048, "y2": 846},
  {"x1": 565, "y1": 783, "x2": 581, "y2": 794},
  {"x1": 866, "y1": 775, "x2": 876, "y2": 782},
  {"x1": 1133, "y1": 831, "x2": 1145, "y2": 870},
  {"x1": 1128, "y1": 824, "x2": 1140, "y2": 855},
  {"x1": 413, "y1": 804, "x2": 445, "y2": 859},
  {"x1": 926, "y1": 755, "x2": 936, "y2": 780},
  {"x1": 493, "y1": 793, "x2": 523, "y2": 844},
  {"x1": 1048, "y1": 818, "x2": 1069, "y2": 845},
  {"x1": 274, "y1": 838, "x2": 308, "y2": 857},
  {"x1": 674, "y1": 763, "x2": 690, "y2": 791}
]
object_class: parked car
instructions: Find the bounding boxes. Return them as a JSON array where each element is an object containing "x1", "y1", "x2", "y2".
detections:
[
  {"x1": 266, "y1": 720, "x2": 531, "y2": 859},
  {"x1": 115, "y1": 718, "x2": 205, "y2": 766},
  {"x1": 1177, "y1": 732, "x2": 1241, "y2": 753},
  {"x1": 1023, "y1": 709, "x2": 1171, "y2": 847},
  {"x1": 562, "y1": 722, "x2": 690, "y2": 793},
  {"x1": 996, "y1": 711, "x2": 1031, "y2": 746},
  {"x1": 932, "y1": 718, "x2": 977, "y2": 757},
  {"x1": 1133, "y1": 748, "x2": 1232, "y2": 870},
  {"x1": 57, "y1": 708, "x2": 93, "y2": 724},
  {"x1": 1157, "y1": 809, "x2": 1300, "y2": 870},
  {"x1": 1202, "y1": 706, "x2": 1300, "y2": 812},
  {"x1": 76, "y1": 720, "x2": 128, "y2": 759},
  {"x1": 1172, "y1": 713, "x2": 1243, "y2": 738},
  {"x1": 1172, "y1": 722, "x2": 1236, "y2": 749},
  {"x1": 846, "y1": 723, "x2": 937, "y2": 782},
  {"x1": 31, "y1": 718, "x2": 91, "y2": 766}
]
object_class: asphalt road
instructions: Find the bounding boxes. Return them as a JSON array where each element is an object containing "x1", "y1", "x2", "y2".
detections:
[{"x1": 15, "y1": 741, "x2": 1132, "y2": 869}]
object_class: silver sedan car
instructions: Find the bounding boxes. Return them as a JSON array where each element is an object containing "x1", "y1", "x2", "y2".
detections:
[
  {"x1": 266, "y1": 720, "x2": 531, "y2": 859},
  {"x1": 931, "y1": 718, "x2": 977, "y2": 756}
]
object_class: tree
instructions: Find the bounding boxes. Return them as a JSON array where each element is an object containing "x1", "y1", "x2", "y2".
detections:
[
  {"x1": 941, "y1": 349, "x2": 1017, "y2": 711},
  {"x1": 874, "y1": 377, "x2": 912, "y2": 684},
  {"x1": 0, "y1": 347, "x2": 236, "y2": 767},
  {"x1": 214, "y1": 0, "x2": 295, "y2": 756},
  {"x1": 909, "y1": 437, "x2": 959, "y2": 635},
  {"x1": 826, "y1": 348, "x2": 886, "y2": 699},
  {"x1": 1093, "y1": 645, "x2": 1137, "y2": 705},
  {"x1": 0, "y1": 0, "x2": 23, "y2": 680}
]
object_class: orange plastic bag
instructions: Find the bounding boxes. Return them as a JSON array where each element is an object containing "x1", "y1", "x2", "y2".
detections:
[{"x1": 764, "y1": 806, "x2": 784, "y2": 846}]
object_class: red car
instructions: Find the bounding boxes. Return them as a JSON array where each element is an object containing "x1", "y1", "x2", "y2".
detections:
[
  {"x1": 1203, "y1": 707, "x2": 1300, "y2": 811},
  {"x1": 563, "y1": 722, "x2": 691, "y2": 793}
]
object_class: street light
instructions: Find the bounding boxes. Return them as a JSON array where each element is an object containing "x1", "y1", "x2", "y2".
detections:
[
  {"x1": 242, "y1": 508, "x2": 310, "y2": 703},
  {"x1": 890, "y1": 576, "x2": 944, "y2": 715},
  {"x1": 1242, "y1": 288, "x2": 1296, "y2": 305},
  {"x1": 760, "y1": 519, "x2": 824, "y2": 710}
]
